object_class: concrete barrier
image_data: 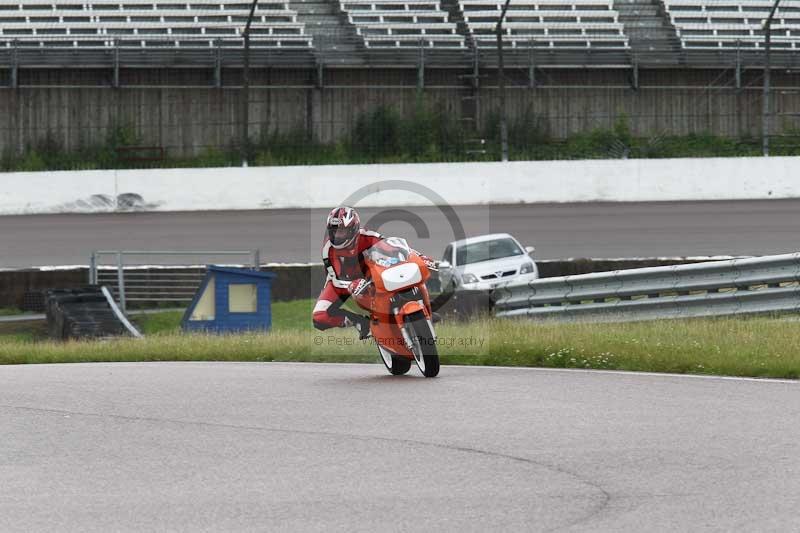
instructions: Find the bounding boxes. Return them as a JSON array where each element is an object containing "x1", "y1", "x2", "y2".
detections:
[{"x1": 2, "y1": 157, "x2": 799, "y2": 215}]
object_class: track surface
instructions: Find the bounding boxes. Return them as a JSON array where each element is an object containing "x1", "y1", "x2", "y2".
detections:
[
  {"x1": 1, "y1": 362, "x2": 798, "y2": 531},
  {"x1": 2, "y1": 200, "x2": 800, "y2": 268}
]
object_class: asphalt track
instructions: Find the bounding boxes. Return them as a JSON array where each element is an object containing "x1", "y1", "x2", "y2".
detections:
[
  {"x1": 1, "y1": 362, "x2": 798, "y2": 532},
  {"x1": 1, "y1": 199, "x2": 799, "y2": 268}
]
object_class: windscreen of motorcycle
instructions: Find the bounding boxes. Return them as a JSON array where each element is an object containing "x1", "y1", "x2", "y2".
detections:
[
  {"x1": 363, "y1": 237, "x2": 411, "y2": 268},
  {"x1": 363, "y1": 237, "x2": 421, "y2": 291}
]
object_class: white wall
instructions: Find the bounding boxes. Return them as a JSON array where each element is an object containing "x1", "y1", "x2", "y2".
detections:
[{"x1": 3, "y1": 157, "x2": 799, "y2": 215}]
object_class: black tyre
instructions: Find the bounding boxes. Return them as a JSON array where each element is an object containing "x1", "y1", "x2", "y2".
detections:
[
  {"x1": 378, "y1": 346, "x2": 412, "y2": 375},
  {"x1": 404, "y1": 311, "x2": 440, "y2": 378},
  {"x1": 389, "y1": 355, "x2": 412, "y2": 375}
]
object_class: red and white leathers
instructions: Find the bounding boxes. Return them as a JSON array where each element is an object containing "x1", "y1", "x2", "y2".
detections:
[
  {"x1": 312, "y1": 229, "x2": 435, "y2": 330},
  {"x1": 312, "y1": 228, "x2": 383, "y2": 330}
]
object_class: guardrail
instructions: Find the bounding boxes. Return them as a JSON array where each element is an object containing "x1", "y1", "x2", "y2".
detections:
[{"x1": 493, "y1": 253, "x2": 800, "y2": 322}]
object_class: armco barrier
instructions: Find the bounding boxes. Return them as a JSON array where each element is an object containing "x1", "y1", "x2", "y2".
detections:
[
  {"x1": 0, "y1": 257, "x2": 738, "y2": 311},
  {"x1": 493, "y1": 253, "x2": 800, "y2": 322}
]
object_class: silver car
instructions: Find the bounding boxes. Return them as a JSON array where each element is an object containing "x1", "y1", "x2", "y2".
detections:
[{"x1": 438, "y1": 233, "x2": 538, "y2": 291}]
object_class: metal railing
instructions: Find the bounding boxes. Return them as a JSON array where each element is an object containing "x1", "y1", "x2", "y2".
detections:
[
  {"x1": 4, "y1": 34, "x2": 800, "y2": 71},
  {"x1": 493, "y1": 253, "x2": 800, "y2": 322},
  {"x1": 89, "y1": 250, "x2": 261, "y2": 312}
]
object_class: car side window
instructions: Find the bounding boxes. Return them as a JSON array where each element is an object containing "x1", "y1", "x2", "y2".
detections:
[{"x1": 442, "y1": 245, "x2": 452, "y2": 264}]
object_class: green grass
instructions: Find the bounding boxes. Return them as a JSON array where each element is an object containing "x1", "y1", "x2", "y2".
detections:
[
  {"x1": 134, "y1": 299, "x2": 315, "y2": 335},
  {"x1": 0, "y1": 305, "x2": 798, "y2": 379},
  {"x1": 0, "y1": 308, "x2": 25, "y2": 317},
  {"x1": 0, "y1": 319, "x2": 47, "y2": 340}
]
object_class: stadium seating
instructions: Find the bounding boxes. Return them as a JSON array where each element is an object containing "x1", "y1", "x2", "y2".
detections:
[
  {"x1": 663, "y1": 0, "x2": 800, "y2": 50},
  {"x1": 339, "y1": 0, "x2": 465, "y2": 48},
  {"x1": 0, "y1": 1, "x2": 312, "y2": 49},
  {"x1": 459, "y1": 0, "x2": 629, "y2": 49}
]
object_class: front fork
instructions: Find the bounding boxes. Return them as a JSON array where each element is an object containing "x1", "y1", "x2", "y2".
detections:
[{"x1": 395, "y1": 284, "x2": 435, "y2": 350}]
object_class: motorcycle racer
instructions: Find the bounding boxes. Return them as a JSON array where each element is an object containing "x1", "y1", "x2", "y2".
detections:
[{"x1": 312, "y1": 206, "x2": 435, "y2": 338}]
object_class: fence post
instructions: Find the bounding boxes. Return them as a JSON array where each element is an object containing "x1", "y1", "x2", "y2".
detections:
[
  {"x1": 528, "y1": 40, "x2": 536, "y2": 89},
  {"x1": 417, "y1": 38, "x2": 425, "y2": 93},
  {"x1": 116, "y1": 251, "x2": 127, "y2": 313},
  {"x1": 11, "y1": 39, "x2": 18, "y2": 89},
  {"x1": 762, "y1": 0, "x2": 782, "y2": 157},
  {"x1": 735, "y1": 40, "x2": 742, "y2": 91},
  {"x1": 214, "y1": 39, "x2": 222, "y2": 88},
  {"x1": 496, "y1": 0, "x2": 511, "y2": 162},
  {"x1": 253, "y1": 249, "x2": 261, "y2": 270},
  {"x1": 89, "y1": 252, "x2": 97, "y2": 284},
  {"x1": 316, "y1": 60, "x2": 323, "y2": 89},
  {"x1": 113, "y1": 38, "x2": 120, "y2": 88},
  {"x1": 762, "y1": 33, "x2": 771, "y2": 156},
  {"x1": 241, "y1": 0, "x2": 260, "y2": 167}
]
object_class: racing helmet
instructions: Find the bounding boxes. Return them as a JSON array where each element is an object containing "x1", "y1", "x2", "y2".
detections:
[{"x1": 326, "y1": 206, "x2": 361, "y2": 250}]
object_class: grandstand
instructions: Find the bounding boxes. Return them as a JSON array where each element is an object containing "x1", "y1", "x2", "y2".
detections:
[
  {"x1": 1, "y1": 0, "x2": 799, "y2": 67},
  {"x1": 664, "y1": 0, "x2": 800, "y2": 50},
  {"x1": 460, "y1": 0, "x2": 628, "y2": 50},
  {"x1": 340, "y1": 0, "x2": 465, "y2": 49},
  {"x1": 1, "y1": 0, "x2": 799, "y2": 160},
  {"x1": 0, "y1": 1, "x2": 312, "y2": 48}
]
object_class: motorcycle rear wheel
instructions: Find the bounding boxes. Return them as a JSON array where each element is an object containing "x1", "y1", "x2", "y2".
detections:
[{"x1": 404, "y1": 311, "x2": 440, "y2": 378}]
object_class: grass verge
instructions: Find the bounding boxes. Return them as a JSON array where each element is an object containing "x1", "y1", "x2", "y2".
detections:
[
  {"x1": 0, "y1": 306, "x2": 798, "y2": 379},
  {"x1": 134, "y1": 299, "x2": 314, "y2": 335}
]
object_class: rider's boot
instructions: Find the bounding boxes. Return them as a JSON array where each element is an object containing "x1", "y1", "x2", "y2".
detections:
[
  {"x1": 345, "y1": 315, "x2": 372, "y2": 340},
  {"x1": 355, "y1": 316, "x2": 372, "y2": 340}
]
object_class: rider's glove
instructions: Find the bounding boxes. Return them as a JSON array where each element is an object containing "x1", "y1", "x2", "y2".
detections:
[
  {"x1": 422, "y1": 255, "x2": 437, "y2": 270},
  {"x1": 348, "y1": 278, "x2": 371, "y2": 298}
]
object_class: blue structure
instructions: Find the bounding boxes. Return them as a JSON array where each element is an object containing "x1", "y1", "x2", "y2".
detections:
[{"x1": 181, "y1": 266, "x2": 276, "y2": 333}]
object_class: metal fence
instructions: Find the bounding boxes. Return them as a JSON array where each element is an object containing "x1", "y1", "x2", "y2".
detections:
[
  {"x1": 3, "y1": 68, "x2": 799, "y2": 167},
  {"x1": 90, "y1": 250, "x2": 261, "y2": 312},
  {"x1": 493, "y1": 253, "x2": 800, "y2": 322},
  {"x1": 2, "y1": 32, "x2": 800, "y2": 166},
  {"x1": 2, "y1": 0, "x2": 800, "y2": 166}
]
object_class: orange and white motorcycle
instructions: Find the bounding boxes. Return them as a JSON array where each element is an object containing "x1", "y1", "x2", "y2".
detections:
[{"x1": 348, "y1": 237, "x2": 440, "y2": 378}]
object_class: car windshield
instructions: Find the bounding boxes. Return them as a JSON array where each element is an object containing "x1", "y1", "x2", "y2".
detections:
[
  {"x1": 456, "y1": 238, "x2": 523, "y2": 266},
  {"x1": 363, "y1": 237, "x2": 412, "y2": 268}
]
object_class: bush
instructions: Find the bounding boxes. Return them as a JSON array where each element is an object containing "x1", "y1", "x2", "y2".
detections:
[
  {"x1": 254, "y1": 128, "x2": 350, "y2": 166},
  {"x1": 632, "y1": 133, "x2": 760, "y2": 159},
  {"x1": 352, "y1": 106, "x2": 402, "y2": 159},
  {"x1": 399, "y1": 100, "x2": 439, "y2": 160},
  {"x1": 14, "y1": 150, "x2": 48, "y2": 172},
  {"x1": 770, "y1": 128, "x2": 800, "y2": 156},
  {"x1": 483, "y1": 105, "x2": 551, "y2": 159},
  {"x1": 397, "y1": 98, "x2": 464, "y2": 161},
  {"x1": 5, "y1": 124, "x2": 144, "y2": 171},
  {"x1": 2, "y1": 107, "x2": 798, "y2": 171}
]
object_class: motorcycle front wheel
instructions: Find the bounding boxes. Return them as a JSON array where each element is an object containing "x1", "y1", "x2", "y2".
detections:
[
  {"x1": 404, "y1": 311, "x2": 440, "y2": 378},
  {"x1": 378, "y1": 345, "x2": 412, "y2": 375}
]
